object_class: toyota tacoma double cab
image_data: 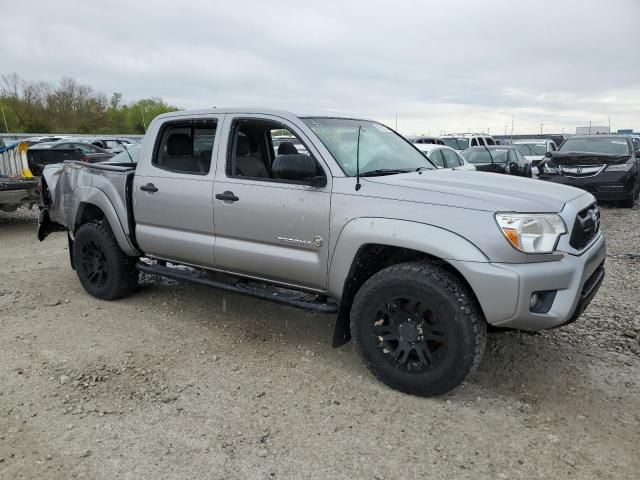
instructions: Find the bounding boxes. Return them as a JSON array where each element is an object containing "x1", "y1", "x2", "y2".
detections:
[{"x1": 37, "y1": 109, "x2": 606, "y2": 396}]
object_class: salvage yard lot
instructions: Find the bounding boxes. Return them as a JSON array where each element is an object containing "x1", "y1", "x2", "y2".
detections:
[{"x1": 1, "y1": 207, "x2": 639, "y2": 479}]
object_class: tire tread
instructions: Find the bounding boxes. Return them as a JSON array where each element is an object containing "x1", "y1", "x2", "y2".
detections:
[
  {"x1": 350, "y1": 261, "x2": 487, "y2": 396},
  {"x1": 73, "y1": 222, "x2": 138, "y2": 300}
]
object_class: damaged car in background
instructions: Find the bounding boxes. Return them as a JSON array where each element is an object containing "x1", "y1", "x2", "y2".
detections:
[
  {"x1": 36, "y1": 108, "x2": 606, "y2": 397},
  {"x1": 460, "y1": 145, "x2": 532, "y2": 177},
  {"x1": 538, "y1": 135, "x2": 640, "y2": 208}
]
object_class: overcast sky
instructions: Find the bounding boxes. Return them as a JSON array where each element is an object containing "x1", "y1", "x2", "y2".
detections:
[{"x1": 2, "y1": 0, "x2": 639, "y2": 134}]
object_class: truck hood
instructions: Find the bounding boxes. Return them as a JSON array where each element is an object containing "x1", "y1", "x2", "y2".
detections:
[
  {"x1": 548, "y1": 152, "x2": 630, "y2": 165},
  {"x1": 362, "y1": 169, "x2": 585, "y2": 212}
]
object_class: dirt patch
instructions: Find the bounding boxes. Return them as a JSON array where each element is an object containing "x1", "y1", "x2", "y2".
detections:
[{"x1": 1, "y1": 206, "x2": 639, "y2": 479}]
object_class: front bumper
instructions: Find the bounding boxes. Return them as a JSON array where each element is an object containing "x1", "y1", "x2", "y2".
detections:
[
  {"x1": 450, "y1": 232, "x2": 606, "y2": 331},
  {"x1": 539, "y1": 170, "x2": 635, "y2": 201}
]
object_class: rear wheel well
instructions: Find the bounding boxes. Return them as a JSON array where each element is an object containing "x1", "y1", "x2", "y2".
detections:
[
  {"x1": 74, "y1": 203, "x2": 106, "y2": 233},
  {"x1": 332, "y1": 244, "x2": 482, "y2": 347}
]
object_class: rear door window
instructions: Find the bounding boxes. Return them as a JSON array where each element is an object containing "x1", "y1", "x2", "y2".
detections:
[
  {"x1": 441, "y1": 149, "x2": 462, "y2": 168},
  {"x1": 153, "y1": 120, "x2": 217, "y2": 175},
  {"x1": 429, "y1": 149, "x2": 445, "y2": 168}
]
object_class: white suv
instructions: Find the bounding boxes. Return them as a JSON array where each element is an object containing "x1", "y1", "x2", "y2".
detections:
[{"x1": 441, "y1": 134, "x2": 497, "y2": 151}]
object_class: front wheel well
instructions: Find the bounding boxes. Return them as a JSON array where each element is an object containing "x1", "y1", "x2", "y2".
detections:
[{"x1": 332, "y1": 244, "x2": 482, "y2": 347}]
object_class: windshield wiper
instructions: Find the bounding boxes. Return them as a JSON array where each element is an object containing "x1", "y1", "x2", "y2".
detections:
[{"x1": 359, "y1": 168, "x2": 414, "y2": 177}]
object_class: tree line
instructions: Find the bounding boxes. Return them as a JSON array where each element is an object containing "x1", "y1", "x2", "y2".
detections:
[{"x1": 0, "y1": 74, "x2": 180, "y2": 134}]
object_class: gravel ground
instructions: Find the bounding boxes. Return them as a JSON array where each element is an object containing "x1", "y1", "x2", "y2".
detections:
[{"x1": 1, "y1": 205, "x2": 639, "y2": 479}]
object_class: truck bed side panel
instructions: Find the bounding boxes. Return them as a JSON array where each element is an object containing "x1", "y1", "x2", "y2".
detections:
[{"x1": 43, "y1": 161, "x2": 139, "y2": 256}]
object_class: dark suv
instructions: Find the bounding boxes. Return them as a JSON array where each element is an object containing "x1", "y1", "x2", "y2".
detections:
[
  {"x1": 27, "y1": 140, "x2": 113, "y2": 176},
  {"x1": 538, "y1": 135, "x2": 640, "y2": 208}
]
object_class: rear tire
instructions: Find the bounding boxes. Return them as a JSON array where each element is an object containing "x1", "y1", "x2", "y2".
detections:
[
  {"x1": 73, "y1": 222, "x2": 138, "y2": 300},
  {"x1": 350, "y1": 262, "x2": 486, "y2": 397}
]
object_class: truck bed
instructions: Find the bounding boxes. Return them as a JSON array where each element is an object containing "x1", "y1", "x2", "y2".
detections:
[{"x1": 41, "y1": 160, "x2": 137, "y2": 239}]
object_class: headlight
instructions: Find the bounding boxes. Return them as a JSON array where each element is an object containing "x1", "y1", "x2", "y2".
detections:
[
  {"x1": 495, "y1": 213, "x2": 567, "y2": 253},
  {"x1": 542, "y1": 163, "x2": 558, "y2": 174},
  {"x1": 606, "y1": 163, "x2": 633, "y2": 172}
]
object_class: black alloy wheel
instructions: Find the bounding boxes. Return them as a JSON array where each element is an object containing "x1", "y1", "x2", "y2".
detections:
[
  {"x1": 79, "y1": 239, "x2": 109, "y2": 288},
  {"x1": 350, "y1": 262, "x2": 487, "y2": 396},
  {"x1": 371, "y1": 296, "x2": 448, "y2": 373}
]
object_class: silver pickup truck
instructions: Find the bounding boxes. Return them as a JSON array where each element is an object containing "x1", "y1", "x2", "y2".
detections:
[{"x1": 37, "y1": 108, "x2": 606, "y2": 396}]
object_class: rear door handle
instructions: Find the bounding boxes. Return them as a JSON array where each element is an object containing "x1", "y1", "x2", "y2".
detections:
[
  {"x1": 215, "y1": 191, "x2": 239, "y2": 203},
  {"x1": 140, "y1": 183, "x2": 158, "y2": 193}
]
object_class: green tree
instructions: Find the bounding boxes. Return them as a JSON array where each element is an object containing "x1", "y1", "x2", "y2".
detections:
[{"x1": 0, "y1": 74, "x2": 181, "y2": 134}]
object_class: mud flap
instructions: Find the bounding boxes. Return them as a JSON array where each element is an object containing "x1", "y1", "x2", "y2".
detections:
[
  {"x1": 68, "y1": 232, "x2": 75, "y2": 270},
  {"x1": 37, "y1": 207, "x2": 66, "y2": 241}
]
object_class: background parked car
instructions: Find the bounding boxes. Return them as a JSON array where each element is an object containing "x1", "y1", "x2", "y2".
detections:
[
  {"x1": 408, "y1": 135, "x2": 445, "y2": 145},
  {"x1": 414, "y1": 144, "x2": 476, "y2": 170},
  {"x1": 460, "y1": 145, "x2": 532, "y2": 177},
  {"x1": 513, "y1": 138, "x2": 558, "y2": 170},
  {"x1": 27, "y1": 140, "x2": 113, "y2": 176},
  {"x1": 441, "y1": 133, "x2": 497, "y2": 151},
  {"x1": 101, "y1": 144, "x2": 141, "y2": 164},
  {"x1": 22, "y1": 135, "x2": 72, "y2": 147},
  {"x1": 86, "y1": 137, "x2": 136, "y2": 153},
  {"x1": 538, "y1": 135, "x2": 640, "y2": 208}
]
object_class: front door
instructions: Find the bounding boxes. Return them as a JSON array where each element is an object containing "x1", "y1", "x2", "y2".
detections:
[
  {"x1": 212, "y1": 115, "x2": 331, "y2": 291},
  {"x1": 133, "y1": 116, "x2": 221, "y2": 266}
]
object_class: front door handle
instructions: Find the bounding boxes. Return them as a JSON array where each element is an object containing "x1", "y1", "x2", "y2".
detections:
[
  {"x1": 215, "y1": 191, "x2": 239, "y2": 203},
  {"x1": 140, "y1": 183, "x2": 158, "y2": 193}
]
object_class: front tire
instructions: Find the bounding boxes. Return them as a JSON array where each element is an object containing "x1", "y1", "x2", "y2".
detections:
[
  {"x1": 350, "y1": 262, "x2": 486, "y2": 396},
  {"x1": 73, "y1": 222, "x2": 138, "y2": 300}
]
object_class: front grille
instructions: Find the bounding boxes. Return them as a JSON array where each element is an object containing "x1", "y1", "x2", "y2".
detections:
[
  {"x1": 560, "y1": 164, "x2": 605, "y2": 178},
  {"x1": 569, "y1": 204, "x2": 600, "y2": 250}
]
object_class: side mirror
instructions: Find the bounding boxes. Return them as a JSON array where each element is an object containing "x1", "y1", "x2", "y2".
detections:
[
  {"x1": 544, "y1": 151, "x2": 553, "y2": 158},
  {"x1": 273, "y1": 154, "x2": 325, "y2": 186},
  {"x1": 309, "y1": 175, "x2": 327, "y2": 187}
]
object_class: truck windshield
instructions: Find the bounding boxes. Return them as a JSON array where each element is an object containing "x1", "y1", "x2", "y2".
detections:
[
  {"x1": 559, "y1": 137, "x2": 630, "y2": 155},
  {"x1": 442, "y1": 137, "x2": 469, "y2": 150},
  {"x1": 515, "y1": 143, "x2": 547, "y2": 156},
  {"x1": 302, "y1": 117, "x2": 434, "y2": 175}
]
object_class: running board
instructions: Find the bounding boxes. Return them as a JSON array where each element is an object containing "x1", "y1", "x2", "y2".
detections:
[{"x1": 135, "y1": 261, "x2": 339, "y2": 314}]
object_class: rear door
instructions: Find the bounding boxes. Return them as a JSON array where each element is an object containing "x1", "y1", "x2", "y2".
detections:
[
  {"x1": 133, "y1": 115, "x2": 221, "y2": 266},
  {"x1": 428, "y1": 149, "x2": 445, "y2": 168},
  {"x1": 212, "y1": 114, "x2": 331, "y2": 291},
  {"x1": 441, "y1": 149, "x2": 463, "y2": 168}
]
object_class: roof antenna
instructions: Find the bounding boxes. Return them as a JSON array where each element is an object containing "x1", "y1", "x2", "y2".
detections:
[{"x1": 355, "y1": 125, "x2": 362, "y2": 191}]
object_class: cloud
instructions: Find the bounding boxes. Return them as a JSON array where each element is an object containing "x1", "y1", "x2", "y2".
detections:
[{"x1": 2, "y1": 0, "x2": 639, "y2": 134}]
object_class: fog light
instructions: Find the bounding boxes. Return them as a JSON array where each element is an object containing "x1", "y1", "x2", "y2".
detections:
[{"x1": 530, "y1": 293, "x2": 540, "y2": 310}]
